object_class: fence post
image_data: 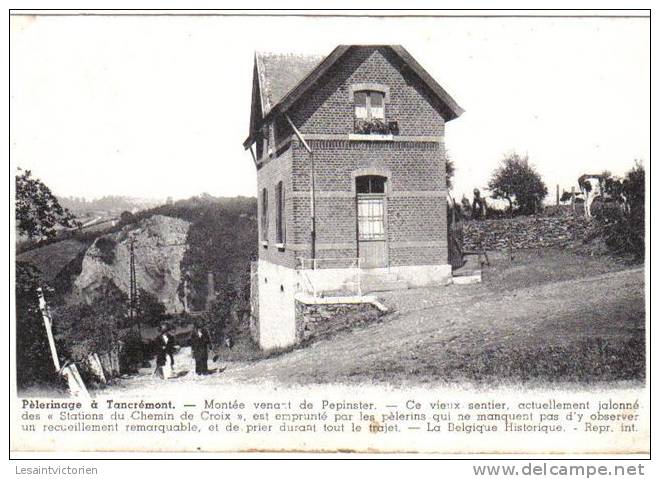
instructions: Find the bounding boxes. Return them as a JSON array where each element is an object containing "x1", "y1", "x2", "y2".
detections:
[{"x1": 571, "y1": 186, "x2": 576, "y2": 215}]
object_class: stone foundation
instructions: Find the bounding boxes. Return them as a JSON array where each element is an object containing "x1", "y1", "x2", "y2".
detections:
[
  {"x1": 254, "y1": 260, "x2": 300, "y2": 350},
  {"x1": 253, "y1": 259, "x2": 449, "y2": 350},
  {"x1": 295, "y1": 300, "x2": 384, "y2": 343}
]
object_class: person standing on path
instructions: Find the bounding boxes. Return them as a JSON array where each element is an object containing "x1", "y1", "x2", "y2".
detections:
[
  {"x1": 155, "y1": 324, "x2": 177, "y2": 379},
  {"x1": 190, "y1": 322, "x2": 211, "y2": 375}
]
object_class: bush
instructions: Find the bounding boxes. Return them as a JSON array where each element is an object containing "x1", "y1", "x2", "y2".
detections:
[
  {"x1": 596, "y1": 161, "x2": 645, "y2": 262},
  {"x1": 204, "y1": 266, "x2": 252, "y2": 344},
  {"x1": 50, "y1": 281, "x2": 131, "y2": 374},
  {"x1": 53, "y1": 302, "x2": 119, "y2": 363},
  {"x1": 119, "y1": 329, "x2": 146, "y2": 374},
  {"x1": 15, "y1": 262, "x2": 65, "y2": 389},
  {"x1": 94, "y1": 237, "x2": 117, "y2": 265},
  {"x1": 137, "y1": 288, "x2": 166, "y2": 326}
]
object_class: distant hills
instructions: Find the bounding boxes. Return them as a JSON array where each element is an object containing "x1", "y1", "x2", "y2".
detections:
[{"x1": 57, "y1": 195, "x2": 165, "y2": 217}]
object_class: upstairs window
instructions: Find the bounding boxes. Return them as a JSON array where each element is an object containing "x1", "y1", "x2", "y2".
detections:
[
  {"x1": 275, "y1": 181, "x2": 285, "y2": 244},
  {"x1": 354, "y1": 91, "x2": 385, "y2": 120},
  {"x1": 260, "y1": 188, "x2": 268, "y2": 242}
]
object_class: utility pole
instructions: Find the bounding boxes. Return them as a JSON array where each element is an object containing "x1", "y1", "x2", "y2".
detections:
[
  {"x1": 127, "y1": 241, "x2": 187, "y2": 332},
  {"x1": 128, "y1": 240, "x2": 141, "y2": 336},
  {"x1": 310, "y1": 150, "x2": 317, "y2": 266},
  {"x1": 285, "y1": 114, "x2": 316, "y2": 267}
]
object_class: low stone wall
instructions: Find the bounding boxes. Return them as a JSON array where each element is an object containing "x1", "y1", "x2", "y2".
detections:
[
  {"x1": 295, "y1": 301, "x2": 383, "y2": 343},
  {"x1": 463, "y1": 215, "x2": 590, "y2": 252}
]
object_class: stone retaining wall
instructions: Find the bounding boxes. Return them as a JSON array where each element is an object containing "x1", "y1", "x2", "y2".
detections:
[
  {"x1": 295, "y1": 301, "x2": 383, "y2": 343},
  {"x1": 463, "y1": 215, "x2": 590, "y2": 252}
]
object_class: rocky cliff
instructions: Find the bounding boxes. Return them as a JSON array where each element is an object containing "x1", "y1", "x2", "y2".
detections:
[{"x1": 74, "y1": 215, "x2": 190, "y2": 313}]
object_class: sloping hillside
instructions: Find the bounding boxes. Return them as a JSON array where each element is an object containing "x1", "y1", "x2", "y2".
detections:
[
  {"x1": 101, "y1": 249, "x2": 644, "y2": 391},
  {"x1": 17, "y1": 239, "x2": 88, "y2": 283}
]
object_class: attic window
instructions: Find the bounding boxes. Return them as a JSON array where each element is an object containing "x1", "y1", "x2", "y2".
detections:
[{"x1": 354, "y1": 91, "x2": 385, "y2": 120}]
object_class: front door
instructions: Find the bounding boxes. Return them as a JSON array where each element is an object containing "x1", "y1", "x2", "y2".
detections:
[{"x1": 356, "y1": 176, "x2": 388, "y2": 268}]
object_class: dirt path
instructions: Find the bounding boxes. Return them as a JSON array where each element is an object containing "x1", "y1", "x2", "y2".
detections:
[{"x1": 103, "y1": 267, "x2": 644, "y2": 396}]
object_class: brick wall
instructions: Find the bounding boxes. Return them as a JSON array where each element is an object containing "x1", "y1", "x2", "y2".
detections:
[
  {"x1": 256, "y1": 146, "x2": 299, "y2": 269},
  {"x1": 289, "y1": 47, "x2": 448, "y2": 137},
  {"x1": 290, "y1": 139, "x2": 448, "y2": 266},
  {"x1": 256, "y1": 46, "x2": 451, "y2": 269}
]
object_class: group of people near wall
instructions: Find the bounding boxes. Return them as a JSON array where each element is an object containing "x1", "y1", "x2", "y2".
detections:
[{"x1": 153, "y1": 322, "x2": 213, "y2": 379}]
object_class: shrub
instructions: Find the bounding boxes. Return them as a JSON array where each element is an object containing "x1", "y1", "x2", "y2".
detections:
[
  {"x1": 204, "y1": 266, "x2": 251, "y2": 344},
  {"x1": 15, "y1": 262, "x2": 65, "y2": 389},
  {"x1": 50, "y1": 282, "x2": 131, "y2": 374},
  {"x1": 596, "y1": 161, "x2": 645, "y2": 262},
  {"x1": 94, "y1": 237, "x2": 117, "y2": 265},
  {"x1": 118, "y1": 329, "x2": 146, "y2": 373},
  {"x1": 137, "y1": 288, "x2": 166, "y2": 326}
]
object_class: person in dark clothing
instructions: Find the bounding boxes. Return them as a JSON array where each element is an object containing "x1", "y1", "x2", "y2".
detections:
[
  {"x1": 190, "y1": 323, "x2": 211, "y2": 375},
  {"x1": 154, "y1": 324, "x2": 177, "y2": 379}
]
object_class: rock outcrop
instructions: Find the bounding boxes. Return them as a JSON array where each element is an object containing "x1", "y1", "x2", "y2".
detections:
[{"x1": 74, "y1": 215, "x2": 190, "y2": 313}]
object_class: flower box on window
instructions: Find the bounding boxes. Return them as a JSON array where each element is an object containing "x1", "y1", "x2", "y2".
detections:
[{"x1": 354, "y1": 118, "x2": 399, "y2": 135}]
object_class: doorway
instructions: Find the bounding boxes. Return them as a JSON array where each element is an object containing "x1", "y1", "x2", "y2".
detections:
[{"x1": 356, "y1": 175, "x2": 388, "y2": 268}]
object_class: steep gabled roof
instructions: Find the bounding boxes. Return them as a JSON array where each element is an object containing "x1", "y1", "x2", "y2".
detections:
[
  {"x1": 245, "y1": 45, "x2": 464, "y2": 148},
  {"x1": 256, "y1": 52, "x2": 326, "y2": 115}
]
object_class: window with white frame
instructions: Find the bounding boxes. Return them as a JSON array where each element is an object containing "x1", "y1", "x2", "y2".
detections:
[{"x1": 354, "y1": 90, "x2": 385, "y2": 120}]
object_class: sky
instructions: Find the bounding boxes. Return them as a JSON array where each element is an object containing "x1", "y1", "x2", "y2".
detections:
[{"x1": 10, "y1": 14, "x2": 650, "y2": 203}]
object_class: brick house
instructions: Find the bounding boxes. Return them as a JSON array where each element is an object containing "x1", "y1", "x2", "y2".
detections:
[{"x1": 244, "y1": 45, "x2": 463, "y2": 349}]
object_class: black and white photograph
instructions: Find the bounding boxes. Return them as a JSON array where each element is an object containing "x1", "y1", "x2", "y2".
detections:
[{"x1": 9, "y1": 10, "x2": 650, "y2": 456}]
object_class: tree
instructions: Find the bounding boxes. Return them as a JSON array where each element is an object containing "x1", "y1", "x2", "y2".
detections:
[
  {"x1": 15, "y1": 262, "x2": 62, "y2": 388},
  {"x1": 487, "y1": 153, "x2": 548, "y2": 215},
  {"x1": 445, "y1": 152, "x2": 455, "y2": 190},
  {"x1": 15, "y1": 169, "x2": 79, "y2": 389},
  {"x1": 204, "y1": 265, "x2": 252, "y2": 343},
  {"x1": 16, "y1": 168, "x2": 79, "y2": 240},
  {"x1": 137, "y1": 288, "x2": 166, "y2": 326},
  {"x1": 598, "y1": 160, "x2": 645, "y2": 261},
  {"x1": 119, "y1": 210, "x2": 136, "y2": 225}
]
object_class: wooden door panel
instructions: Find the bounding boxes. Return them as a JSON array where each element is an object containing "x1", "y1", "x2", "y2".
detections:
[
  {"x1": 359, "y1": 241, "x2": 387, "y2": 268},
  {"x1": 357, "y1": 196, "x2": 387, "y2": 268}
]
